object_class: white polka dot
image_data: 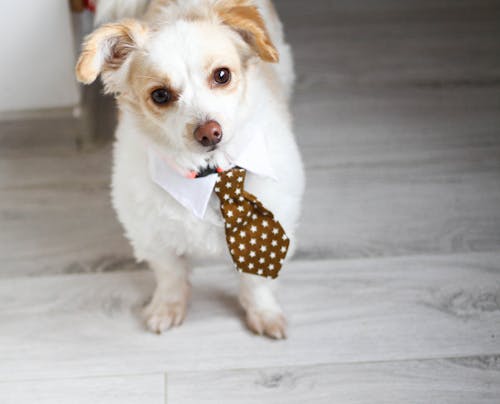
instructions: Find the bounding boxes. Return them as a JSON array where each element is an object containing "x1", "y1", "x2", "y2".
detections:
[
  {"x1": 227, "y1": 210, "x2": 233, "y2": 217},
  {"x1": 268, "y1": 264, "x2": 274, "y2": 270},
  {"x1": 223, "y1": 194, "x2": 230, "y2": 200},
  {"x1": 229, "y1": 236, "x2": 235, "y2": 243},
  {"x1": 282, "y1": 234, "x2": 288, "y2": 240},
  {"x1": 270, "y1": 252, "x2": 276, "y2": 258},
  {"x1": 237, "y1": 206, "x2": 244, "y2": 212},
  {"x1": 262, "y1": 220, "x2": 268, "y2": 227},
  {"x1": 214, "y1": 187, "x2": 220, "y2": 192},
  {"x1": 250, "y1": 238, "x2": 257, "y2": 245},
  {"x1": 238, "y1": 243, "x2": 246, "y2": 250},
  {"x1": 260, "y1": 246, "x2": 267, "y2": 252},
  {"x1": 238, "y1": 256, "x2": 245, "y2": 263},
  {"x1": 249, "y1": 251, "x2": 256, "y2": 257},
  {"x1": 280, "y1": 246, "x2": 286, "y2": 253},
  {"x1": 257, "y1": 269, "x2": 263, "y2": 275},
  {"x1": 235, "y1": 188, "x2": 241, "y2": 195},
  {"x1": 236, "y1": 217, "x2": 242, "y2": 223},
  {"x1": 261, "y1": 233, "x2": 268, "y2": 240},
  {"x1": 248, "y1": 263, "x2": 254, "y2": 269},
  {"x1": 239, "y1": 231, "x2": 246, "y2": 237},
  {"x1": 272, "y1": 228, "x2": 279, "y2": 235},
  {"x1": 250, "y1": 225, "x2": 257, "y2": 233},
  {"x1": 271, "y1": 240, "x2": 278, "y2": 247},
  {"x1": 259, "y1": 257, "x2": 265, "y2": 264},
  {"x1": 225, "y1": 182, "x2": 232, "y2": 188},
  {"x1": 227, "y1": 171, "x2": 233, "y2": 177}
]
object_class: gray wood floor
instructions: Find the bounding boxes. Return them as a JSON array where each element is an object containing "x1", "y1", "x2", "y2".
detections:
[{"x1": 1, "y1": 0, "x2": 500, "y2": 402}]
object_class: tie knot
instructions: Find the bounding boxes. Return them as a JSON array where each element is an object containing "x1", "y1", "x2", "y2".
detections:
[{"x1": 214, "y1": 167, "x2": 246, "y2": 202}]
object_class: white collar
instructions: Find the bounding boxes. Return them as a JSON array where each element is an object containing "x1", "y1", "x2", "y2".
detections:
[{"x1": 148, "y1": 131, "x2": 276, "y2": 219}]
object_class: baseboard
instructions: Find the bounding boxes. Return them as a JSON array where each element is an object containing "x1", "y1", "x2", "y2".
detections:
[
  {"x1": 0, "y1": 106, "x2": 78, "y2": 122},
  {"x1": 0, "y1": 83, "x2": 117, "y2": 152}
]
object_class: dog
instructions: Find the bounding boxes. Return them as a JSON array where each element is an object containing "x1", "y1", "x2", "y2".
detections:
[{"x1": 76, "y1": 0, "x2": 305, "y2": 339}]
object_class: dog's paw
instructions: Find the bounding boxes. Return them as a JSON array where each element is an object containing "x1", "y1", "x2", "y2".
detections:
[
  {"x1": 143, "y1": 299, "x2": 187, "y2": 334},
  {"x1": 246, "y1": 309, "x2": 287, "y2": 339}
]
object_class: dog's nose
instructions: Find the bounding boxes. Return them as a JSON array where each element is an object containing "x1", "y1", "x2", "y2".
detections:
[{"x1": 194, "y1": 120, "x2": 223, "y2": 147}]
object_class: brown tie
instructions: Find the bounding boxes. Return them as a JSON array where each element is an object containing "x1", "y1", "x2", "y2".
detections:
[{"x1": 214, "y1": 167, "x2": 289, "y2": 279}]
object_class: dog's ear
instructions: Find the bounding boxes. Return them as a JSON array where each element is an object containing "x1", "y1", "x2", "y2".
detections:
[
  {"x1": 216, "y1": 0, "x2": 279, "y2": 63},
  {"x1": 75, "y1": 19, "x2": 147, "y2": 88}
]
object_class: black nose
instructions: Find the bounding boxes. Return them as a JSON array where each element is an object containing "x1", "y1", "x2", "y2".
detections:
[{"x1": 194, "y1": 120, "x2": 223, "y2": 147}]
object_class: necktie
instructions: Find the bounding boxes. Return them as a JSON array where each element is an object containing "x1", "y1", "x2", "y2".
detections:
[{"x1": 213, "y1": 167, "x2": 290, "y2": 279}]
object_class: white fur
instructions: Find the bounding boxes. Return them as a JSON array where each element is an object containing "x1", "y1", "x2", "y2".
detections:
[
  {"x1": 95, "y1": 0, "x2": 150, "y2": 25},
  {"x1": 92, "y1": 0, "x2": 304, "y2": 338}
]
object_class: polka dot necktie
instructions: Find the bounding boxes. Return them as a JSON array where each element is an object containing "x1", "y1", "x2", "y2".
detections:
[{"x1": 213, "y1": 168, "x2": 290, "y2": 279}]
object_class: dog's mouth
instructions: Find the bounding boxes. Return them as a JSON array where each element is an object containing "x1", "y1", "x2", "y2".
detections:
[
  {"x1": 195, "y1": 165, "x2": 219, "y2": 178},
  {"x1": 197, "y1": 144, "x2": 231, "y2": 174},
  {"x1": 192, "y1": 143, "x2": 218, "y2": 155}
]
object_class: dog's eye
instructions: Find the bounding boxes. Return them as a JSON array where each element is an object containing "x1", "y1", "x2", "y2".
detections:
[
  {"x1": 151, "y1": 88, "x2": 172, "y2": 105},
  {"x1": 213, "y1": 68, "x2": 231, "y2": 85}
]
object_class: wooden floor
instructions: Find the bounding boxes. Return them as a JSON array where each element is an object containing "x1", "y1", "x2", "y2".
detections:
[{"x1": 1, "y1": 0, "x2": 500, "y2": 402}]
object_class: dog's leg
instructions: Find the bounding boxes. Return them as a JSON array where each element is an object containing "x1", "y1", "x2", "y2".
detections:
[
  {"x1": 239, "y1": 273, "x2": 287, "y2": 339},
  {"x1": 143, "y1": 252, "x2": 190, "y2": 333}
]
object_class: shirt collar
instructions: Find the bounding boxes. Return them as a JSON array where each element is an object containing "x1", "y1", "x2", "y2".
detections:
[{"x1": 148, "y1": 131, "x2": 276, "y2": 219}]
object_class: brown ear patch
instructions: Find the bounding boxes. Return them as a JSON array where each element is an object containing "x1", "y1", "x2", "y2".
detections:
[
  {"x1": 216, "y1": 0, "x2": 279, "y2": 63},
  {"x1": 75, "y1": 19, "x2": 146, "y2": 84}
]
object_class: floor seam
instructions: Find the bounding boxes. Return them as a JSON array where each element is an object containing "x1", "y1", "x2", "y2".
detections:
[{"x1": 1, "y1": 352, "x2": 499, "y2": 384}]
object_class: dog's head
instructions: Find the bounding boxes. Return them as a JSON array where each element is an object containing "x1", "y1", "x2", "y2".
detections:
[{"x1": 76, "y1": 0, "x2": 278, "y2": 170}]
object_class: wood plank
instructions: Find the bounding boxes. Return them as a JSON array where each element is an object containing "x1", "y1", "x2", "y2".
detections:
[
  {"x1": 0, "y1": 145, "x2": 134, "y2": 278},
  {"x1": 167, "y1": 357, "x2": 500, "y2": 404},
  {"x1": 277, "y1": 0, "x2": 500, "y2": 86},
  {"x1": 294, "y1": 86, "x2": 500, "y2": 259},
  {"x1": 0, "y1": 253, "x2": 499, "y2": 382},
  {"x1": 0, "y1": 374, "x2": 164, "y2": 404},
  {"x1": 276, "y1": 0, "x2": 500, "y2": 258},
  {"x1": 280, "y1": 0, "x2": 500, "y2": 259}
]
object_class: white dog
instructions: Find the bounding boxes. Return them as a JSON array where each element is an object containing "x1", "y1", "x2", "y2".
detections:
[{"x1": 76, "y1": 0, "x2": 305, "y2": 339}]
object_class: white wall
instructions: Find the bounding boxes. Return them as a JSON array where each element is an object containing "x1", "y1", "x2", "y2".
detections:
[{"x1": 0, "y1": 1, "x2": 80, "y2": 113}]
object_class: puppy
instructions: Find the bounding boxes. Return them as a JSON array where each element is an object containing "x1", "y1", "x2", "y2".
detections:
[{"x1": 76, "y1": 0, "x2": 305, "y2": 339}]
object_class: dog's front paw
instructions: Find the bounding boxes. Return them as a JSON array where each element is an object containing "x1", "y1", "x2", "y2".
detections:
[
  {"x1": 143, "y1": 299, "x2": 187, "y2": 334},
  {"x1": 246, "y1": 309, "x2": 287, "y2": 339}
]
